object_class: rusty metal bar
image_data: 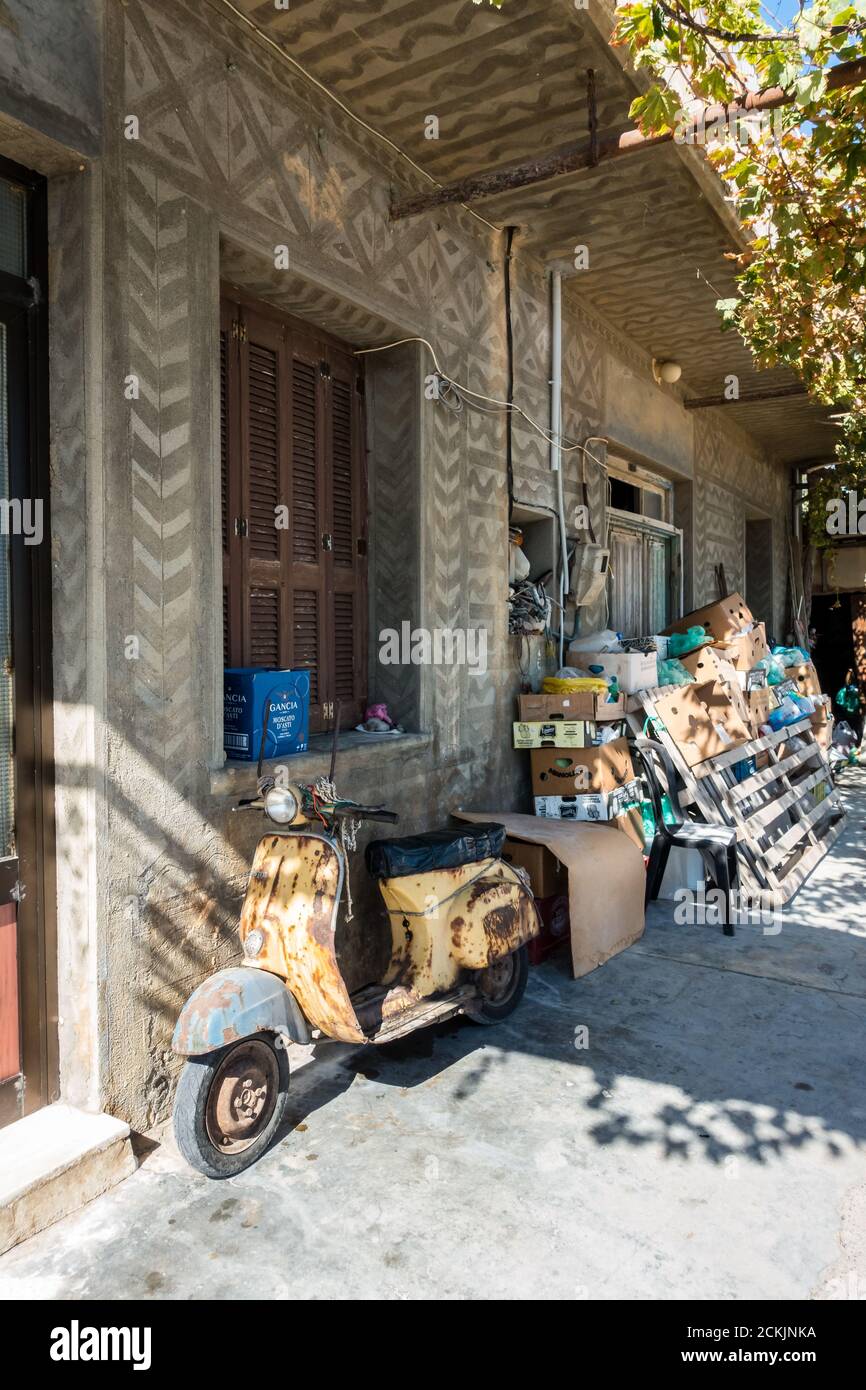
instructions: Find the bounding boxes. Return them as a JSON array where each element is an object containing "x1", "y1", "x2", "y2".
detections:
[
  {"x1": 390, "y1": 56, "x2": 866, "y2": 220},
  {"x1": 684, "y1": 384, "x2": 810, "y2": 409}
]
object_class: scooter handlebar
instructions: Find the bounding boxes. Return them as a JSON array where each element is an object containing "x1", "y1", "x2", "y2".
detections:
[{"x1": 332, "y1": 804, "x2": 399, "y2": 824}]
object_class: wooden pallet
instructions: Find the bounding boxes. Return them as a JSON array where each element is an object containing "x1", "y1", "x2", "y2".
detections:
[{"x1": 627, "y1": 687, "x2": 845, "y2": 907}]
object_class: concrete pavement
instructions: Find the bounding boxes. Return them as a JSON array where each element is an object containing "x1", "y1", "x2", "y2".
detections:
[{"x1": 2, "y1": 771, "x2": 865, "y2": 1300}]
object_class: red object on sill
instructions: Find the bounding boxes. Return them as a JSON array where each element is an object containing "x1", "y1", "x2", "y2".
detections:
[{"x1": 528, "y1": 892, "x2": 570, "y2": 965}]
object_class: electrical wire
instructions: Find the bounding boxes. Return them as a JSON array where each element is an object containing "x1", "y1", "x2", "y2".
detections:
[
  {"x1": 354, "y1": 337, "x2": 608, "y2": 468},
  {"x1": 217, "y1": 0, "x2": 502, "y2": 236}
]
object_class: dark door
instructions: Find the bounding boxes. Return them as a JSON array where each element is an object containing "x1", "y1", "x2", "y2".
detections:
[{"x1": 0, "y1": 158, "x2": 57, "y2": 1127}]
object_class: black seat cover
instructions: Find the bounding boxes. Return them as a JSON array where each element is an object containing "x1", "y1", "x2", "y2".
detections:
[{"x1": 365, "y1": 823, "x2": 506, "y2": 880}]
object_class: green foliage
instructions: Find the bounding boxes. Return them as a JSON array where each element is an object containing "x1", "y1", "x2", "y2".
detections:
[{"x1": 607, "y1": 2, "x2": 866, "y2": 548}]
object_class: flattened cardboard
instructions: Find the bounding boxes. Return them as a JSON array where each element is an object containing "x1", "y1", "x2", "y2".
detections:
[
  {"x1": 663, "y1": 592, "x2": 754, "y2": 644},
  {"x1": 530, "y1": 737, "x2": 635, "y2": 795},
  {"x1": 456, "y1": 810, "x2": 646, "y2": 979},
  {"x1": 513, "y1": 720, "x2": 586, "y2": 749},
  {"x1": 654, "y1": 679, "x2": 751, "y2": 767}
]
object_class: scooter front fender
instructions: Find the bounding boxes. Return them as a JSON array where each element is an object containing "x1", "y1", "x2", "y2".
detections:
[{"x1": 172, "y1": 967, "x2": 311, "y2": 1056}]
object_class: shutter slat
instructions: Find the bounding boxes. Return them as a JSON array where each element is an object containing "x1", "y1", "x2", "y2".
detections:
[
  {"x1": 250, "y1": 589, "x2": 280, "y2": 668},
  {"x1": 248, "y1": 341, "x2": 280, "y2": 559},
  {"x1": 331, "y1": 379, "x2": 354, "y2": 568},
  {"x1": 333, "y1": 593, "x2": 355, "y2": 700},
  {"x1": 292, "y1": 360, "x2": 318, "y2": 565},
  {"x1": 293, "y1": 589, "x2": 319, "y2": 702}
]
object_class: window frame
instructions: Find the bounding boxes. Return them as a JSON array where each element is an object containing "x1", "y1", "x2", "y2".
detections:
[{"x1": 220, "y1": 286, "x2": 368, "y2": 734}]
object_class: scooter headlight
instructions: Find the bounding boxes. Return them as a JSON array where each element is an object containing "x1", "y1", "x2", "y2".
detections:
[{"x1": 264, "y1": 784, "x2": 299, "y2": 825}]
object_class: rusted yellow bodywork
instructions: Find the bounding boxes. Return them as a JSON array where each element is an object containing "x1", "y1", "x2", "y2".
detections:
[
  {"x1": 239, "y1": 833, "x2": 365, "y2": 1044},
  {"x1": 379, "y1": 857, "x2": 539, "y2": 995},
  {"x1": 239, "y1": 834, "x2": 539, "y2": 1042}
]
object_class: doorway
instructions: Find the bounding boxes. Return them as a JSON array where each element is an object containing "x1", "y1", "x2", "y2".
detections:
[{"x1": 0, "y1": 157, "x2": 57, "y2": 1127}]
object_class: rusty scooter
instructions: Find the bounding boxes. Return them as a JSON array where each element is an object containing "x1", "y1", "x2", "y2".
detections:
[{"x1": 171, "y1": 703, "x2": 539, "y2": 1177}]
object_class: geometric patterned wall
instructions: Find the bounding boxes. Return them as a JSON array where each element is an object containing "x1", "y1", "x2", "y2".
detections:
[{"x1": 47, "y1": 0, "x2": 792, "y2": 1127}]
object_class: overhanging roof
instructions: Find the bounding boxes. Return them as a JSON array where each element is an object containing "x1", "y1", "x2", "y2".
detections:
[{"x1": 222, "y1": 0, "x2": 836, "y2": 466}]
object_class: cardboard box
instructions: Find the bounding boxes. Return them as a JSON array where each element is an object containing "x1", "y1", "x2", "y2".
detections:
[
  {"x1": 501, "y1": 838, "x2": 567, "y2": 897},
  {"x1": 513, "y1": 720, "x2": 586, "y2": 750},
  {"x1": 653, "y1": 679, "x2": 752, "y2": 767},
  {"x1": 664, "y1": 592, "x2": 754, "y2": 644},
  {"x1": 530, "y1": 737, "x2": 636, "y2": 796},
  {"x1": 534, "y1": 782, "x2": 642, "y2": 823},
  {"x1": 679, "y1": 644, "x2": 740, "y2": 687},
  {"x1": 810, "y1": 697, "x2": 833, "y2": 749},
  {"x1": 747, "y1": 688, "x2": 774, "y2": 736},
  {"x1": 518, "y1": 692, "x2": 593, "y2": 720},
  {"x1": 518, "y1": 692, "x2": 626, "y2": 722},
  {"x1": 718, "y1": 622, "x2": 769, "y2": 672},
  {"x1": 567, "y1": 649, "x2": 658, "y2": 694},
  {"x1": 785, "y1": 662, "x2": 822, "y2": 699},
  {"x1": 224, "y1": 668, "x2": 310, "y2": 760}
]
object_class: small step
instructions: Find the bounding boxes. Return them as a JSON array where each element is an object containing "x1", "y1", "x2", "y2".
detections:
[
  {"x1": 0, "y1": 1104, "x2": 136, "y2": 1255},
  {"x1": 368, "y1": 986, "x2": 475, "y2": 1044}
]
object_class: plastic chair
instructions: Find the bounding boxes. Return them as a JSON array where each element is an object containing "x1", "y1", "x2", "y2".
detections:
[{"x1": 632, "y1": 737, "x2": 738, "y2": 936}]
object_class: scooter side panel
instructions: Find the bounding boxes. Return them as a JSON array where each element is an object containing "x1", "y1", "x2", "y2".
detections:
[
  {"x1": 379, "y1": 858, "x2": 540, "y2": 988},
  {"x1": 241, "y1": 834, "x2": 365, "y2": 1045},
  {"x1": 448, "y1": 865, "x2": 541, "y2": 971}
]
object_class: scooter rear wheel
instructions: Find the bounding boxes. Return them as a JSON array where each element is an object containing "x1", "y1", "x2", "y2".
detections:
[
  {"x1": 173, "y1": 1035, "x2": 290, "y2": 1178},
  {"x1": 470, "y1": 944, "x2": 529, "y2": 1024}
]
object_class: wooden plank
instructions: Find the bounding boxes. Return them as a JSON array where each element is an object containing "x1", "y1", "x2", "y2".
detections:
[
  {"x1": 724, "y1": 743, "x2": 819, "y2": 803},
  {"x1": 770, "y1": 815, "x2": 845, "y2": 899},
  {"x1": 764, "y1": 795, "x2": 843, "y2": 870},
  {"x1": 692, "y1": 720, "x2": 813, "y2": 776}
]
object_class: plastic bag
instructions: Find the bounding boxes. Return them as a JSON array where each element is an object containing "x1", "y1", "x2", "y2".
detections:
[
  {"x1": 667, "y1": 626, "x2": 711, "y2": 658},
  {"x1": 365, "y1": 823, "x2": 506, "y2": 880},
  {"x1": 656, "y1": 657, "x2": 696, "y2": 687},
  {"x1": 543, "y1": 675, "x2": 608, "y2": 695},
  {"x1": 753, "y1": 654, "x2": 788, "y2": 686},
  {"x1": 771, "y1": 645, "x2": 809, "y2": 665},
  {"x1": 568, "y1": 629, "x2": 622, "y2": 653}
]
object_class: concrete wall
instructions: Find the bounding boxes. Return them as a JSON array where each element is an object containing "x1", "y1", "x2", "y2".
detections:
[{"x1": 2, "y1": 0, "x2": 792, "y2": 1129}]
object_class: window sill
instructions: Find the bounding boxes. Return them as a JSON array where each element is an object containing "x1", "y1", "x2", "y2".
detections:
[{"x1": 210, "y1": 730, "x2": 433, "y2": 800}]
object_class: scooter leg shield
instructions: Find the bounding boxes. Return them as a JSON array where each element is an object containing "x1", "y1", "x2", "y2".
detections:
[{"x1": 172, "y1": 967, "x2": 311, "y2": 1056}]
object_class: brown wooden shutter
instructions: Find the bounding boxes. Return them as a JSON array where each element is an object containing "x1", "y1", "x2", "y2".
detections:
[
  {"x1": 220, "y1": 292, "x2": 367, "y2": 738},
  {"x1": 239, "y1": 308, "x2": 290, "y2": 672}
]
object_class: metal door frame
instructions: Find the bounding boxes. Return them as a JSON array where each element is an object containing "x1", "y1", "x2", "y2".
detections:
[
  {"x1": 606, "y1": 507, "x2": 684, "y2": 631},
  {"x1": 0, "y1": 153, "x2": 57, "y2": 1126}
]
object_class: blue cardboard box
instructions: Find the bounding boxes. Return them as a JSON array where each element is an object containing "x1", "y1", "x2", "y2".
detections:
[{"x1": 224, "y1": 668, "x2": 311, "y2": 760}]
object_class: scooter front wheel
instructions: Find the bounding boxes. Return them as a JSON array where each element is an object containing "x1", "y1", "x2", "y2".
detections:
[{"x1": 173, "y1": 1035, "x2": 290, "y2": 1178}]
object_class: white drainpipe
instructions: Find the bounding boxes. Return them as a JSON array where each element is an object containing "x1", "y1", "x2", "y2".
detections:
[{"x1": 549, "y1": 270, "x2": 567, "y2": 667}]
